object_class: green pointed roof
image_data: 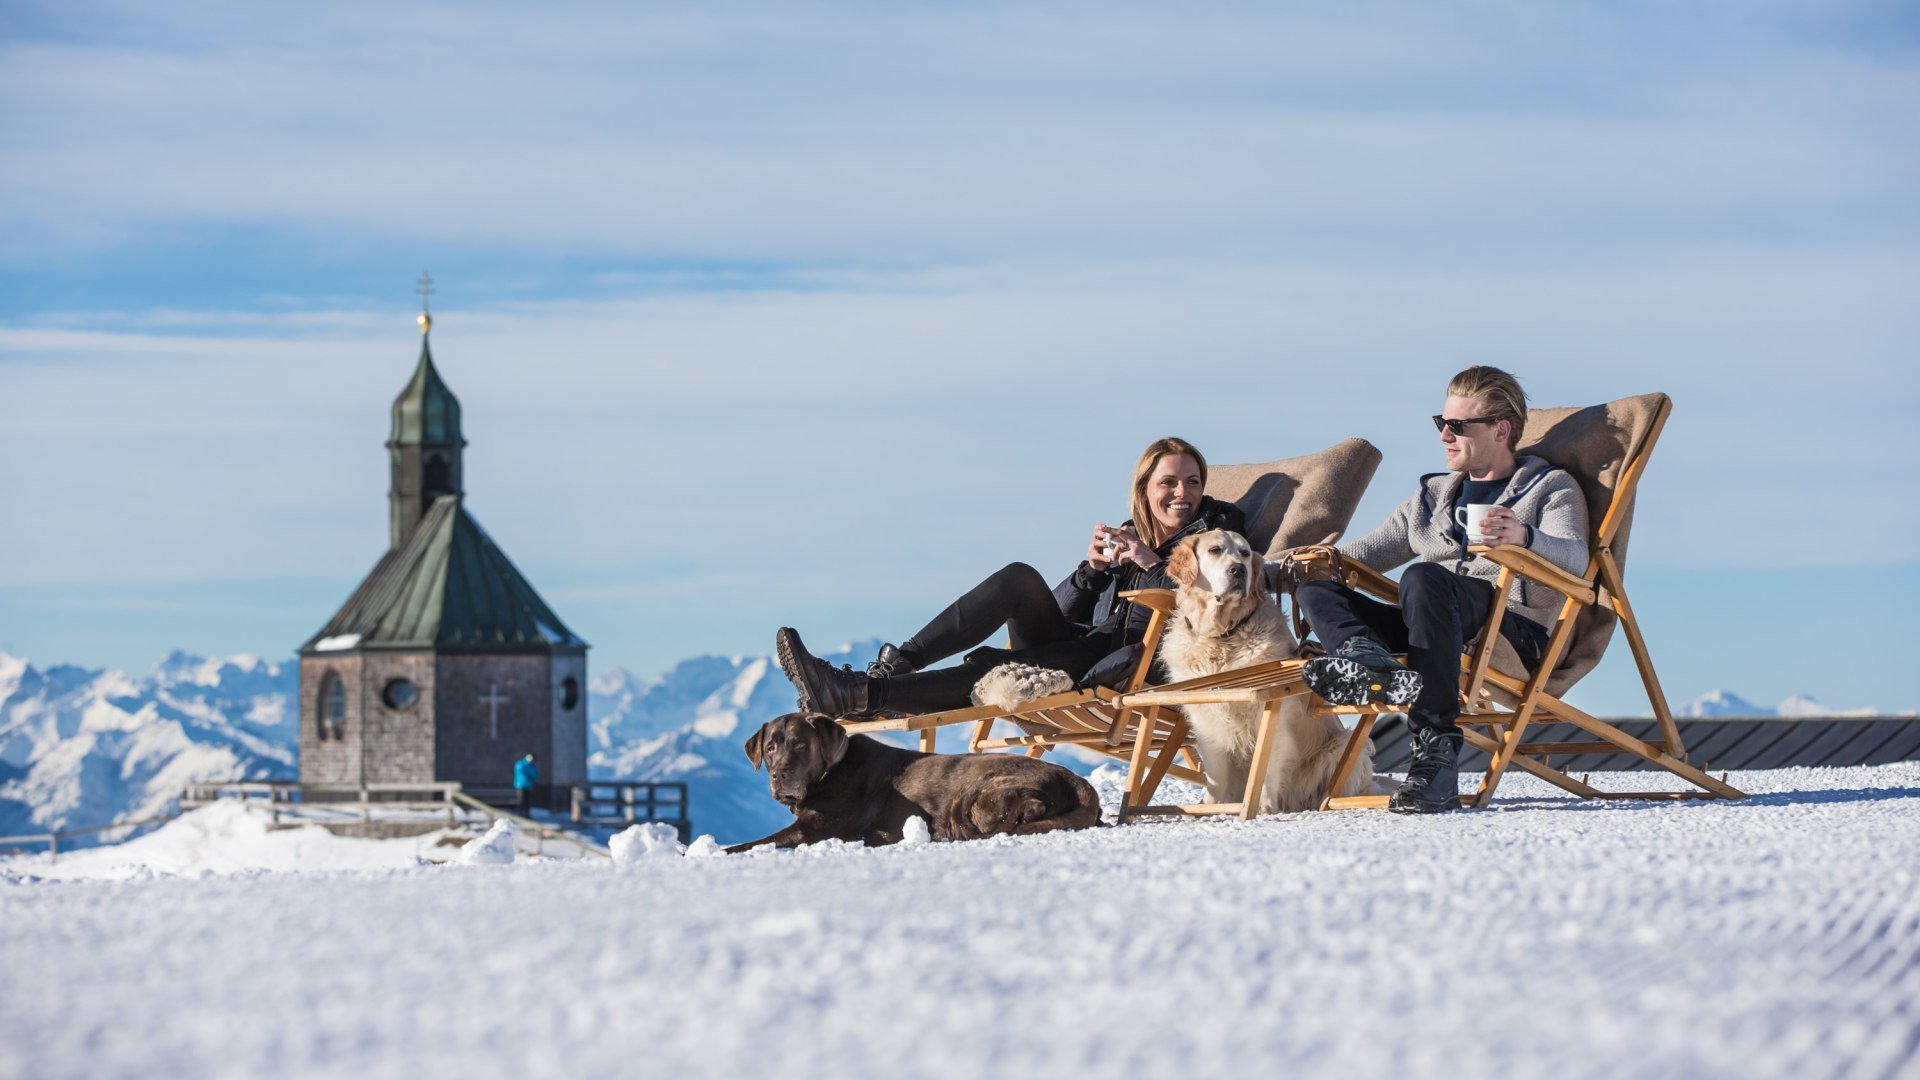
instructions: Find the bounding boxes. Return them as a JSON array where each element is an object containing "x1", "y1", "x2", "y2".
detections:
[
  {"x1": 389, "y1": 336, "x2": 465, "y2": 448},
  {"x1": 302, "y1": 496, "x2": 586, "y2": 654}
]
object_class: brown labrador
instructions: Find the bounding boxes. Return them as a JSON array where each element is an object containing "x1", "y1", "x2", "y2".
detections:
[{"x1": 724, "y1": 712, "x2": 1103, "y2": 853}]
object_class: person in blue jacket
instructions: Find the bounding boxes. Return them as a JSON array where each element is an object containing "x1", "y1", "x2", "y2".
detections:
[{"x1": 513, "y1": 753, "x2": 539, "y2": 815}]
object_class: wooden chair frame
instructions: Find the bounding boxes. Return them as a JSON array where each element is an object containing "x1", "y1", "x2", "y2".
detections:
[{"x1": 1120, "y1": 395, "x2": 1746, "y2": 815}]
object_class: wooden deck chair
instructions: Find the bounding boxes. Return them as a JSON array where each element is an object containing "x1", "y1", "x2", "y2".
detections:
[
  {"x1": 1126, "y1": 393, "x2": 1745, "y2": 815},
  {"x1": 839, "y1": 438, "x2": 1384, "y2": 807}
]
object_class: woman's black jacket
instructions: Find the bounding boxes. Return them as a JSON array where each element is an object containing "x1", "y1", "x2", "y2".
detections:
[{"x1": 1050, "y1": 496, "x2": 1246, "y2": 685}]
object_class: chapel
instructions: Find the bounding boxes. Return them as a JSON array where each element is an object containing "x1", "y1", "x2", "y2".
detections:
[{"x1": 296, "y1": 280, "x2": 588, "y2": 797}]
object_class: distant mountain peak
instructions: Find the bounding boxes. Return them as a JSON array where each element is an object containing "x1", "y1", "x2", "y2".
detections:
[
  {"x1": 1679, "y1": 689, "x2": 1766, "y2": 717},
  {"x1": 1679, "y1": 689, "x2": 1888, "y2": 719}
]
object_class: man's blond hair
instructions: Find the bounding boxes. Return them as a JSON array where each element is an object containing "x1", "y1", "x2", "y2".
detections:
[{"x1": 1448, "y1": 365, "x2": 1528, "y2": 445}]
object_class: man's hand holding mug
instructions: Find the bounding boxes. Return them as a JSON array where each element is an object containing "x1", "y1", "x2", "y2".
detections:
[{"x1": 1457, "y1": 503, "x2": 1525, "y2": 546}]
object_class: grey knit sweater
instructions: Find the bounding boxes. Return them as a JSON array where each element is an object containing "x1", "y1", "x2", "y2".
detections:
[{"x1": 1337, "y1": 455, "x2": 1590, "y2": 629}]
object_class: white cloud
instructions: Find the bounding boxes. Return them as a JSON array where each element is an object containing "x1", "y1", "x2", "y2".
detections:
[
  {"x1": 2, "y1": 3, "x2": 1913, "y2": 262},
  {"x1": 3, "y1": 251, "x2": 1915, "y2": 595}
]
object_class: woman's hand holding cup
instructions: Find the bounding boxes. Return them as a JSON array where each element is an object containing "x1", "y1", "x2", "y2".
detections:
[
  {"x1": 1107, "y1": 525, "x2": 1158, "y2": 570},
  {"x1": 1088, "y1": 525, "x2": 1118, "y2": 570}
]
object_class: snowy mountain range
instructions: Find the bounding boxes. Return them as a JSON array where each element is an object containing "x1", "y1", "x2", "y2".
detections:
[
  {"x1": 0, "y1": 650, "x2": 298, "y2": 844},
  {"x1": 0, "y1": 644, "x2": 1905, "y2": 847},
  {"x1": 1673, "y1": 689, "x2": 1892, "y2": 718}
]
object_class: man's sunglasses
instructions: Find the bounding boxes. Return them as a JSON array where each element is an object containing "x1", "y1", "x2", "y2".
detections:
[{"x1": 1432, "y1": 414, "x2": 1501, "y2": 436}]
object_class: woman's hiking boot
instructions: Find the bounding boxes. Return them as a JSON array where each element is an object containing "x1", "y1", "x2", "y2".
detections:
[
  {"x1": 1302, "y1": 637, "x2": 1422, "y2": 707},
  {"x1": 1388, "y1": 727, "x2": 1462, "y2": 814},
  {"x1": 866, "y1": 643, "x2": 917, "y2": 679},
  {"x1": 775, "y1": 627, "x2": 872, "y2": 718}
]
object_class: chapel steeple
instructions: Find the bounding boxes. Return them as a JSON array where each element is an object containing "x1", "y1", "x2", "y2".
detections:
[{"x1": 387, "y1": 272, "x2": 466, "y2": 549}]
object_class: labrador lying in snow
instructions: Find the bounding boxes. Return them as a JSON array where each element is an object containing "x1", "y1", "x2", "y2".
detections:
[
  {"x1": 1158, "y1": 529, "x2": 1382, "y2": 813},
  {"x1": 725, "y1": 712, "x2": 1102, "y2": 852}
]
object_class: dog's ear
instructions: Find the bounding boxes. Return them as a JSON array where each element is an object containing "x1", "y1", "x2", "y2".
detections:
[
  {"x1": 743, "y1": 722, "x2": 771, "y2": 771},
  {"x1": 805, "y1": 712, "x2": 851, "y2": 770},
  {"x1": 1249, "y1": 549, "x2": 1268, "y2": 596},
  {"x1": 1164, "y1": 534, "x2": 1202, "y2": 588}
]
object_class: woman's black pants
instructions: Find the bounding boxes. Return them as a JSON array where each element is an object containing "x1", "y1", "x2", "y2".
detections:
[{"x1": 872, "y1": 562, "x2": 1110, "y2": 716}]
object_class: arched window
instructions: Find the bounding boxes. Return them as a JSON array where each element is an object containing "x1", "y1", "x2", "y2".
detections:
[
  {"x1": 560, "y1": 676, "x2": 580, "y2": 711},
  {"x1": 424, "y1": 454, "x2": 451, "y2": 494},
  {"x1": 319, "y1": 672, "x2": 347, "y2": 741}
]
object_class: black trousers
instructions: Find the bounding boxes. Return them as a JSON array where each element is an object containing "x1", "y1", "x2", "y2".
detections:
[
  {"x1": 900, "y1": 562, "x2": 1080, "y2": 665},
  {"x1": 1294, "y1": 562, "x2": 1548, "y2": 735},
  {"x1": 875, "y1": 562, "x2": 1112, "y2": 716}
]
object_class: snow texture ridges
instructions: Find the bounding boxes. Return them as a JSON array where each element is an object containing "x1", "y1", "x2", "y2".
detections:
[{"x1": 1, "y1": 763, "x2": 1915, "y2": 1078}]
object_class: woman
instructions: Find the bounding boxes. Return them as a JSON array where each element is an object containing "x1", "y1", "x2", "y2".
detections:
[{"x1": 775, "y1": 437, "x2": 1246, "y2": 718}]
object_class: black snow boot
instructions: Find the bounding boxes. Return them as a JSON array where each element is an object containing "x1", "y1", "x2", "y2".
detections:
[
  {"x1": 866, "y1": 643, "x2": 918, "y2": 679},
  {"x1": 1388, "y1": 727, "x2": 1462, "y2": 814},
  {"x1": 775, "y1": 627, "x2": 873, "y2": 718},
  {"x1": 1303, "y1": 636, "x2": 1422, "y2": 707}
]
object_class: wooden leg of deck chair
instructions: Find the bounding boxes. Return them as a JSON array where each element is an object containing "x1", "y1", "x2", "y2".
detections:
[
  {"x1": 969, "y1": 717, "x2": 993, "y2": 754},
  {"x1": 920, "y1": 728, "x2": 937, "y2": 753},
  {"x1": 1138, "y1": 715, "x2": 1190, "y2": 808},
  {"x1": 1545, "y1": 699, "x2": 1745, "y2": 800},
  {"x1": 1472, "y1": 588, "x2": 1589, "y2": 807},
  {"x1": 1460, "y1": 728, "x2": 1602, "y2": 799},
  {"x1": 1117, "y1": 706, "x2": 1162, "y2": 823},
  {"x1": 1603, "y1": 550, "x2": 1687, "y2": 762},
  {"x1": 1318, "y1": 712, "x2": 1378, "y2": 811},
  {"x1": 1237, "y1": 700, "x2": 1283, "y2": 821}
]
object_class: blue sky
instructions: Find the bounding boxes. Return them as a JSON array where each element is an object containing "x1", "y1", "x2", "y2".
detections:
[{"x1": 2, "y1": 1, "x2": 1917, "y2": 715}]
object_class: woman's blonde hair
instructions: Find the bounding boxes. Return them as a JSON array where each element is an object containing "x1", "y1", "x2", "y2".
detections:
[
  {"x1": 1129, "y1": 436, "x2": 1207, "y2": 549},
  {"x1": 1448, "y1": 365, "x2": 1529, "y2": 446}
]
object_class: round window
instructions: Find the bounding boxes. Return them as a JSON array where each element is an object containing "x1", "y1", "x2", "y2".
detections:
[
  {"x1": 560, "y1": 676, "x2": 580, "y2": 711},
  {"x1": 382, "y1": 678, "x2": 419, "y2": 709}
]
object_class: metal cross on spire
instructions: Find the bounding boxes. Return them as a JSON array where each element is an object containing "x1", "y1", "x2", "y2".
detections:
[{"x1": 416, "y1": 271, "x2": 435, "y2": 333}]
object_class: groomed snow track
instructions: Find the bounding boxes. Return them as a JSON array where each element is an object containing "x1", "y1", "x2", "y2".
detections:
[{"x1": 2, "y1": 762, "x2": 1916, "y2": 1079}]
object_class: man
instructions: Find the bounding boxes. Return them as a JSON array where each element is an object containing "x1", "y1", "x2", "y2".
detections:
[
  {"x1": 1292, "y1": 366, "x2": 1589, "y2": 813},
  {"x1": 513, "y1": 752, "x2": 539, "y2": 815}
]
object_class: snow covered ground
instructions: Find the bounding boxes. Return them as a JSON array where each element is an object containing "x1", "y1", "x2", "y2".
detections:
[{"x1": 3, "y1": 762, "x2": 1917, "y2": 1079}]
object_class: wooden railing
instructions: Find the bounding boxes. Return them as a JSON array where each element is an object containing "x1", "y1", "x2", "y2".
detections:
[
  {"x1": 571, "y1": 781, "x2": 692, "y2": 842},
  {"x1": 176, "y1": 780, "x2": 610, "y2": 858},
  {"x1": 450, "y1": 791, "x2": 610, "y2": 858},
  {"x1": 0, "y1": 813, "x2": 179, "y2": 861},
  {"x1": 182, "y1": 781, "x2": 463, "y2": 825}
]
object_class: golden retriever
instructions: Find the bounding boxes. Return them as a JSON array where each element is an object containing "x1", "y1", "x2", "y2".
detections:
[{"x1": 1158, "y1": 529, "x2": 1381, "y2": 813}]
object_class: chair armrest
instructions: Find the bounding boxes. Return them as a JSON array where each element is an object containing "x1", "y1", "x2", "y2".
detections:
[
  {"x1": 1468, "y1": 545, "x2": 1597, "y2": 605},
  {"x1": 1118, "y1": 588, "x2": 1176, "y2": 614},
  {"x1": 1340, "y1": 559, "x2": 1400, "y2": 602},
  {"x1": 1279, "y1": 548, "x2": 1400, "y2": 602}
]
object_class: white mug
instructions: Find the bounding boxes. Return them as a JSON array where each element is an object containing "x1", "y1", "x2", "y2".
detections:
[{"x1": 1454, "y1": 502, "x2": 1497, "y2": 544}]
